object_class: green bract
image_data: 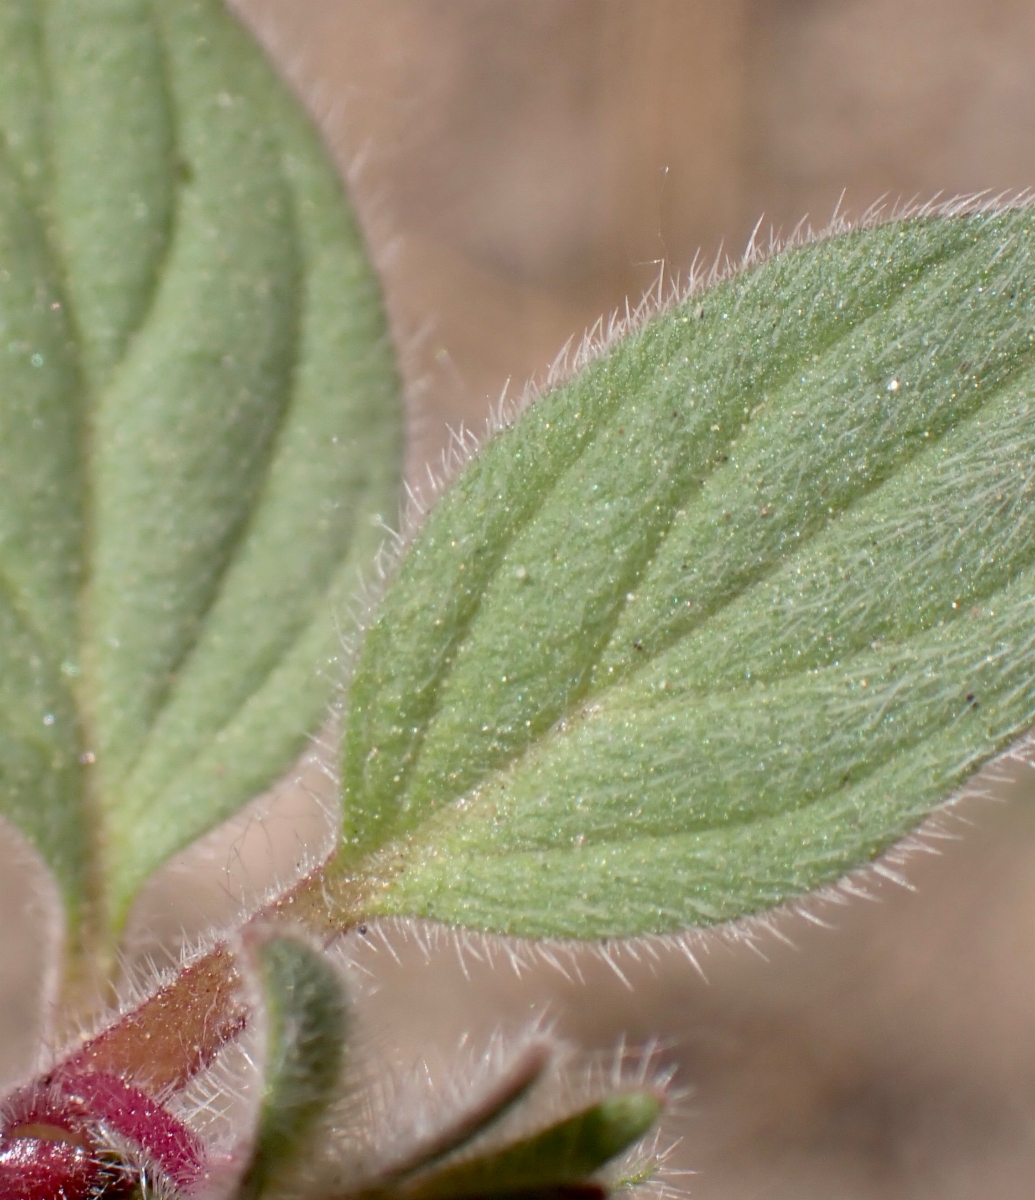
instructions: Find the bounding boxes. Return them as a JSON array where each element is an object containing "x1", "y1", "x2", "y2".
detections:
[
  {"x1": 242, "y1": 934, "x2": 351, "y2": 1199},
  {"x1": 339, "y1": 206, "x2": 1035, "y2": 938},
  {"x1": 0, "y1": 0, "x2": 401, "y2": 949},
  {"x1": 401, "y1": 1093, "x2": 662, "y2": 1200}
]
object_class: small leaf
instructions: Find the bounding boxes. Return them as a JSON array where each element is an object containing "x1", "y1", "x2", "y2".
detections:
[
  {"x1": 381, "y1": 1042, "x2": 552, "y2": 1182},
  {"x1": 337, "y1": 207, "x2": 1035, "y2": 937},
  {"x1": 240, "y1": 934, "x2": 350, "y2": 1199},
  {"x1": 400, "y1": 1093, "x2": 662, "y2": 1200},
  {"x1": 0, "y1": 0, "x2": 402, "y2": 953}
]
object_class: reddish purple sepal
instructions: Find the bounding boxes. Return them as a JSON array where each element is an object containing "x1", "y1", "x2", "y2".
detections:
[
  {"x1": 56, "y1": 1070, "x2": 203, "y2": 1188},
  {"x1": 0, "y1": 1067, "x2": 206, "y2": 1198},
  {"x1": 0, "y1": 1137, "x2": 97, "y2": 1200}
]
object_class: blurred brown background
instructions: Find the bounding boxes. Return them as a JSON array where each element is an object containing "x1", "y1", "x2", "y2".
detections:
[
  {"x1": 238, "y1": 0, "x2": 1035, "y2": 471},
  {"x1": 5, "y1": 4, "x2": 1035, "y2": 1198}
]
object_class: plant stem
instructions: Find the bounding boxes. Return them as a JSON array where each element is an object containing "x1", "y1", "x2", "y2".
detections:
[
  {"x1": 51, "y1": 854, "x2": 374, "y2": 1094},
  {"x1": 57, "y1": 947, "x2": 247, "y2": 1091}
]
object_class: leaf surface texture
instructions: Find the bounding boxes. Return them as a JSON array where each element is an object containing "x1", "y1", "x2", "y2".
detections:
[
  {"x1": 339, "y1": 209, "x2": 1035, "y2": 937},
  {"x1": 0, "y1": 0, "x2": 401, "y2": 941}
]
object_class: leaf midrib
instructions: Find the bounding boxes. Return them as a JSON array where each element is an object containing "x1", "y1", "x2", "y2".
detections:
[
  {"x1": 19, "y1": 0, "x2": 310, "y2": 933},
  {"x1": 67, "y1": 0, "x2": 183, "y2": 803}
]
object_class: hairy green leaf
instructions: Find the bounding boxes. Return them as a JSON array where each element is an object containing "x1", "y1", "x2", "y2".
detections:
[
  {"x1": 0, "y1": 0, "x2": 401, "y2": 947},
  {"x1": 242, "y1": 934, "x2": 350, "y2": 1199},
  {"x1": 380, "y1": 1043, "x2": 552, "y2": 1184},
  {"x1": 401, "y1": 1093, "x2": 662, "y2": 1200},
  {"x1": 338, "y1": 206, "x2": 1035, "y2": 938}
]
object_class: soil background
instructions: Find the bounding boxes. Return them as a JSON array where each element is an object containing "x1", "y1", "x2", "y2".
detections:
[{"x1": 4, "y1": 5, "x2": 1035, "y2": 1198}]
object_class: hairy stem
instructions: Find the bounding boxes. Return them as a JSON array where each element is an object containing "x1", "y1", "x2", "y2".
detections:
[
  {"x1": 58, "y1": 948, "x2": 246, "y2": 1092},
  {"x1": 53, "y1": 854, "x2": 374, "y2": 1094}
]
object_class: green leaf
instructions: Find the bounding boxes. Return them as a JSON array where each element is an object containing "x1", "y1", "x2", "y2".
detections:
[
  {"x1": 241, "y1": 934, "x2": 350, "y2": 1200},
  {"x1": 400, "y1": 1093, "x2": 662, "y2": 1200},
  {"x1": 381, "y1": 1043, "x2": 552, "y2": 1184},
  {"x1": 337, "y1": 206, "x2": 1035, "y2": 938},
  {"x1": 0, "y1": 0, "x2": 402, "y2": 949}
]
